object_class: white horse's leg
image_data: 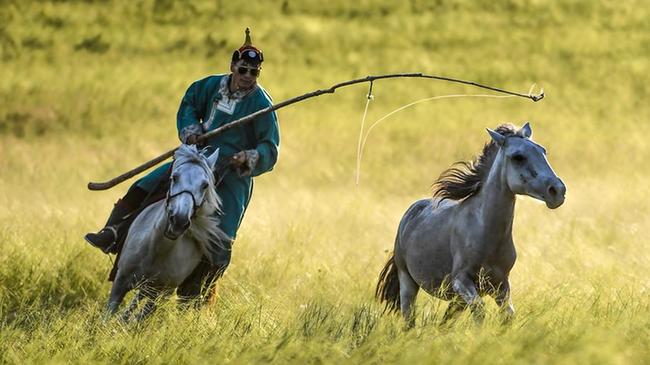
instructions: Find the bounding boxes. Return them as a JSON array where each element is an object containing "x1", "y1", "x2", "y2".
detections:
[{"x1": 397, "y1": 269, "x2": 419, "y2": 328}]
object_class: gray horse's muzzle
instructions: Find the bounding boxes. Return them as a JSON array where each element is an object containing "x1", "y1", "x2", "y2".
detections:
[{"x1": 543, "y1": 178, "x2": 566, "y2": 209}]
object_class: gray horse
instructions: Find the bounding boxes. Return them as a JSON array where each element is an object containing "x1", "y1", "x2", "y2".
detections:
[
  {"x1": 107, "y1": 145, "x2": 229, "y2": 321},
  {"x1": 376, "y1": 123, "x2": 566, "y2": 325}
]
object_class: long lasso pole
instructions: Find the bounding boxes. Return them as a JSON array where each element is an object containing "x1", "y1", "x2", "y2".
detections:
[{"x1": 87, "y1": 73, "x2": 544, "y2": 191}]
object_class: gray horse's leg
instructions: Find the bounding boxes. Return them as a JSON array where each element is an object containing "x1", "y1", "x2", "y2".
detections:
[
  {"x1": 106, "y1": 275, "x2": 131, "y2": 315},
  {"x1": 134, "y1": 288, "x2": 172, "y2": 322},
  {"x1": 451, "y1": 272, "x2": 484, "y2": 322},
  {"x1": 134, "y1": 286, "x2": 159, "y2": 322},
  {"x1": 135, "y1": 299, "x2": 156, "y2": 322},
  {"x1": 494, "y1": 280, "x2": 515, "y2": 322},
  {"x1": 120, "y1": 290, "x2": 143, "y2": 323},
  {"x1": 440, "y1": 299, "x2": 467, "y2": 325},
  {"x1": 397, "y1": 269, "x2": 419, "y2": 328}
]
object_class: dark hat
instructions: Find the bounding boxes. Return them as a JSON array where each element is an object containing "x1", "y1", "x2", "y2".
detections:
[{"x1": 231, "y1": 28, "x2": 264, "y2": 65}]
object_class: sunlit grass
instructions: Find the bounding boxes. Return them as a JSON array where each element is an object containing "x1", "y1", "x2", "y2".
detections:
[{"x1": 1, "y1": 0, "x2": 649, "y2": 364}]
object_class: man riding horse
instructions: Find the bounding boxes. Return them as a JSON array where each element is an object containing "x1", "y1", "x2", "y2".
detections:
[{"x1": 85, "y1": 28, "x2": 280, "y2": 304}]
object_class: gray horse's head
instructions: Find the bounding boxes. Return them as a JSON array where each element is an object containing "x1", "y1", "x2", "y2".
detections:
[
  {"x1": 165, "y1": 145, "x2": 220, "y2": 239},
  {"x1": 487, "y1": 122, "x2": 566, "y2": 209}
]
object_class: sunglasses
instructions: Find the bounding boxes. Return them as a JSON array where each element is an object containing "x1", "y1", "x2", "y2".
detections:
[{"x1": 237, "y1": 66, "x2": 260, "y2": 77}]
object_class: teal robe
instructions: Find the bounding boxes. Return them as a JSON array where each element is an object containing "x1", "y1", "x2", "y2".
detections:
[{"x1": 134, "y1": 74, "x2": 280, "y2": 261}]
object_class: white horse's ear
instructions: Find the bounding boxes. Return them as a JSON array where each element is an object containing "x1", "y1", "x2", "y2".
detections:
[
  {"x1": 206, "y1": 148, "x2": 220, "y2": 170},
  {"x1": 487, "y1": 128, "x2": 506, "y2": 146},
  {"x1": 520, "y1": 122, "x2": 533, "y2": 138}
]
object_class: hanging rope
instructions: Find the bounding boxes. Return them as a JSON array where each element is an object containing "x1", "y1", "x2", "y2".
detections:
[
  {"x1": 355, "y1": 81, "x2": 375, "y2": 185},
  {"x1": 353, "y1": 94, "x2": 519, "y2": 185}
]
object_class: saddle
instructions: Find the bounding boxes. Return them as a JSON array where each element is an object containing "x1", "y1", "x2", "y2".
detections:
[{"x1": 108, "y1": 158, "x2": 233, "y2": 281}]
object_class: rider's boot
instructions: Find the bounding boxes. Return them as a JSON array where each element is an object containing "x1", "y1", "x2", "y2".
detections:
[{"x1": 84, "y1": 187, "x2": 147, "y2": 254}]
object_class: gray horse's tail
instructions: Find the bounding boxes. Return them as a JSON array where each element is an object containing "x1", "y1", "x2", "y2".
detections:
[{"x1": 375, "y1": 252, "x2": 400, "y2": 313}]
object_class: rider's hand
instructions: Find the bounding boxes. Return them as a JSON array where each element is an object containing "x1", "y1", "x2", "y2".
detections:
[
  {"x1": 231, "y1": 150, "x2": 259, "y2": 177},
  {"x1": 232, "y1": 151, "x2": 247, "y2": 166},
  {"x1": 180, "y1": 124, "x2": 204, "y2": 145}
]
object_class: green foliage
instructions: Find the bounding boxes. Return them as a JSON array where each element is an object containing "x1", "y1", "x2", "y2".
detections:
[{"x1": 1, "y1": 0, "x2": 649, "y2": 363}]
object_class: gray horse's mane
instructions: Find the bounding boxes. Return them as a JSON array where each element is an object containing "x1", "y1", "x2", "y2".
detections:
[
  {"x1": 432, "y1": 123, "x2": 518, "y2": 201},
  {"x1": 174, "y1": 145, "x2": 229, "y2": 250}
]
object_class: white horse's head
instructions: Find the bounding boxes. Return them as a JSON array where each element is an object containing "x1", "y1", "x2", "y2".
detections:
[
  {"x1": 488, "y1": 122, "x2": 566, "y2": 209},
  {"x1": 165, "y1": 145, "x2": 220, "y2": 239}
]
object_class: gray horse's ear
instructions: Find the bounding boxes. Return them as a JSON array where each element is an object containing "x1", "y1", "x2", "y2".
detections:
[
  {"x1": 520, "y1": 122, "x2": 533, "y2": 138},
  {"x1": 206, "y1": 148, "x2": 220, "y2": 170},
  {"x1": 487, "y1": 128, "x2": 506, "y2": 146}
]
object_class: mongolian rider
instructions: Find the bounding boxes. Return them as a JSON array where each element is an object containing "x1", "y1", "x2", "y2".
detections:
[{"x1": 85, "y1": 28, "x2": 280, "y2": 303}]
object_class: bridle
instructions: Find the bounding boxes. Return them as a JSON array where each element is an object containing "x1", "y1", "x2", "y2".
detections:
[
  {"x1": 165, "y1": 190, "x2": 201, "y2": 219},
  {"x1": 164, "y1": 154, "x2": 235, "y2": 228},
  {"x1": 165, "y1": 160, "x2": 206, "y2": 220}
]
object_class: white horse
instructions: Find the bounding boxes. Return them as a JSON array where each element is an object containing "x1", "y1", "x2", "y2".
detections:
[{"x1": 107, "y1": 145, "x2": 229, "y2": 321}]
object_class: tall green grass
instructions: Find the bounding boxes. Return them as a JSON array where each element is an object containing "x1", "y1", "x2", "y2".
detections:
[{"x1": 1, "y1": 0, "x2": 649, "y2": 363}]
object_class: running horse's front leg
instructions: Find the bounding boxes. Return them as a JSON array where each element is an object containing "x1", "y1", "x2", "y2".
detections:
[
  {"x1": 451, "y1": 271, "x2": 485, "y2": 323},
  {"x1": 440, "y1": 299, "x2": 466, "y2": 325},
  {"x1": 134, "y1": 287, "x2": 173, "y2": 322},
  {"x1": 104, "y1": 273, "x2": 133, "y2": 320},
  {"x1": 120, "y1": 290, "x2": 143, "y2": 323},
  {"x1": 494, "y1": 278, "x2": 515, "y2": 323}
]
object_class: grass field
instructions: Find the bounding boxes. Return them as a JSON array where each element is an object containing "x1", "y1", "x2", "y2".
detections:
[{"x1": 1, "y1": 0, "x2": 649, "y2": 363}]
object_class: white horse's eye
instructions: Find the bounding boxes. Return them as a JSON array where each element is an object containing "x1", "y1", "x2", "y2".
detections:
[{"x1": 201, "y1": 182, "x2": 209, "y2": 190}]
